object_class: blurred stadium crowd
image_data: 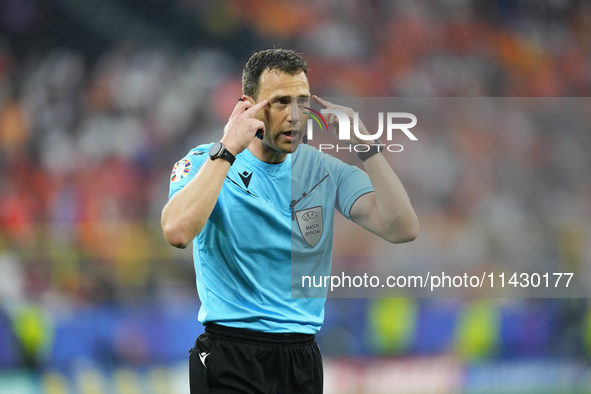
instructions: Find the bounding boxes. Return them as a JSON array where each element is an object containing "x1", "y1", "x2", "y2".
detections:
[{"x1": 1, "y1": 0, "x2": 591, "y2": 392}]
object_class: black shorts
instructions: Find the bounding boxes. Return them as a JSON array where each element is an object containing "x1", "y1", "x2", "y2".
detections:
[{"x1": 189, "y1": 323, "x2": 323, "y2": 394}]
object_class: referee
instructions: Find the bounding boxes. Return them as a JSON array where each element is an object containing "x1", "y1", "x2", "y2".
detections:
[{"x1": 161, "y1": 49, "x2": 419, "y2": 393}]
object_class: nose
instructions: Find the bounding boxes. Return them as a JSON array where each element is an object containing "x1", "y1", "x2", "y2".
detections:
[{"x1": 289, "y1": 99, "x2": 300, "y2": 124}]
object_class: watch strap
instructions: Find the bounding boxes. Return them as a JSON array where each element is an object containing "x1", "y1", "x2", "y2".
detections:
[
  {"x1": 218, "y1": 146, "x2": 235, "y2": 165},
  {"x1": 357, "y1": 139, "x2": 384, "y2": 162}
]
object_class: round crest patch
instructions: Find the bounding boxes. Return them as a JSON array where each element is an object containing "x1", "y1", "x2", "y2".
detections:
[{"x1": 171, "y1": 159, "x2": 191, "y2": 182}]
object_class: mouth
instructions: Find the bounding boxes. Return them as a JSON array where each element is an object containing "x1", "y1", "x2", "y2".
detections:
[{"x1": 281, "y1": 129, "x2": 300, "y2": 142}]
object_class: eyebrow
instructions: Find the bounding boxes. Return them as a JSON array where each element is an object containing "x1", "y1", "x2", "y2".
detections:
[{"x1": 270, "y1": 94, "x2": 311, "y2": 102}]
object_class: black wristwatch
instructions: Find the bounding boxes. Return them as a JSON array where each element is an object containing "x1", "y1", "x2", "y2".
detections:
[
  {"x1": 357, "y1": 139, "x2": 384, "y2": 162},
  {"x1": 209, "y1": 142, "x2": 236, "y2": 165}
]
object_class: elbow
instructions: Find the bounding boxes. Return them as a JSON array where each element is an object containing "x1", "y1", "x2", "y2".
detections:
[
  {"x1": 397, "y1": 227, "x2": 419, "y2": 244},
  {"x1": 386, "y1": 219, "x2": 420, "y2": 244},
  {"x1": 162, "y1": 215, "x2": 201, "y2": 249},
  {"x1": 162, "y1": 223, "x2": 191, "y2": 249},
  {"x1": 161, "y1": 203, "x2": 201, "y2": 249}
]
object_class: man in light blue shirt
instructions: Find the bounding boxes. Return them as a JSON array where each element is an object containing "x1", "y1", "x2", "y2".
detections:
[{"x1": 162, "y1": 49, "x2": 419, "y2": 393}]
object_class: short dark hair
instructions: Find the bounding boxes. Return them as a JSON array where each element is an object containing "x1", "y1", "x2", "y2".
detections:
[{"x1": 242, "y1": 49, "x2": 308, "y2": 99}]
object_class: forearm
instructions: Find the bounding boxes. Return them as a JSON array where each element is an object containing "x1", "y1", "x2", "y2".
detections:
[
  {"x1": 161, "y1": 158, "x2": 231, "y2": 248},
  {"x1": 362, "y1": 153, "x2": 419, "y2": 242}
]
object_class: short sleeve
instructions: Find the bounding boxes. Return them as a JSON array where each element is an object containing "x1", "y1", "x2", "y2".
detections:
[
  {"x1": 320, "y1": 153, "x2": 374, "y2": 221},
  {"x1": 168, "y1": 148, "x2": 210, "y2": 200},
  {"x1": 335, "y1": 165, "x2": 374, "y2": 220}
]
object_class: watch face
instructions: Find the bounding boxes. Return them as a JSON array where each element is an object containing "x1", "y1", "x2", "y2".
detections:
[{"x1": 209, "y1": 142, "x2": 222, "y2": 158}]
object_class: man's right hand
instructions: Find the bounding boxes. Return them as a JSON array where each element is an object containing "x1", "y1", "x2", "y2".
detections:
[
  {"x1": 221, "y1": 99, "x2": 268, "y2": 155},
  {"x1": 162, "y1": 98, "x2": 268, "y2": 248}
]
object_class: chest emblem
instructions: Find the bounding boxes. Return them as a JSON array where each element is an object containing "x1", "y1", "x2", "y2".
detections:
[
  {"x1": 295, "y1": 206, "x2": 323, "y2": 248},
  {"x1": 239, "y1": 170, "x2": 253, "y2": 188}
]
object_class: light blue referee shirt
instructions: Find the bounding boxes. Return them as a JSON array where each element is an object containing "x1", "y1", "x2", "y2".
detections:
[{"x1": 168, "y1": 144, "x2": 373, "y2": 333}]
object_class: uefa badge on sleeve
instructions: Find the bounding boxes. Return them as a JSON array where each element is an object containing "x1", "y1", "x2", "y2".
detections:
[
  {"x1": 171, "y1": 159, "x2": 191, "y2": 182},
  {"x1": 295, "y1": 206, "x2": 323, "y2": 248}
]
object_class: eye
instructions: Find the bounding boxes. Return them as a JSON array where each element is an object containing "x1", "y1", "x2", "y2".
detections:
[
  {"x1": 297, "y1": 97, "x2": 310, "y2": 106},
  {"x1": 276, "y1": 97, "x2": 289, "y2": 105}
]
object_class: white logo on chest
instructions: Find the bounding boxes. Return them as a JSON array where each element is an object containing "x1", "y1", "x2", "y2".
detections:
[{"x1": 295, "y1": 206, "x2": 323, "y2": 248}]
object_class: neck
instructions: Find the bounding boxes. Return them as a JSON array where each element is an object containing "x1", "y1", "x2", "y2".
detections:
[{"x1": 247, "y1": 140, "x2": 289, "y2": 164}]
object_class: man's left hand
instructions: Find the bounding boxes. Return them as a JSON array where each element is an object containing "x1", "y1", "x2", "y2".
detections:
[{"x1": 312, "y1": 95, "x2": 373, "y2": 146}]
